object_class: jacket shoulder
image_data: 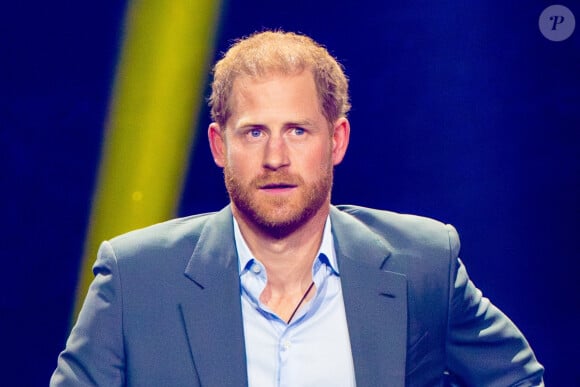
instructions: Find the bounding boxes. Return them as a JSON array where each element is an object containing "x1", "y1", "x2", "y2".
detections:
[
  {"x1": 333, "y1": 204, "x2": 459, "y2": 256},
  {"x1": 106, "y1": 212, "x2": 216, "y2": 262}
]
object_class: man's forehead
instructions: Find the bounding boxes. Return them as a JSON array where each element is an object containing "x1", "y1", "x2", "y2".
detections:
[
  {"x1": 228, "y1": 71, "x2": 316, "y2": 112},
  {"x1": 223, "y1": 70, "x2": 329, "y2": 129},
  {"x1": 232, "y1": 69, "x2": 314, "y2": 90}
]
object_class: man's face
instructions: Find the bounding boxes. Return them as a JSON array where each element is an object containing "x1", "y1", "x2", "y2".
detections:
[{"x1": 209, "y1": 70, "x2": 349, "y2": 236}]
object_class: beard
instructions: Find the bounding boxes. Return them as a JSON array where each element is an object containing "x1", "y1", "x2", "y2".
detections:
[{"x1": 224, "y1": 163, "x2": 333, "y2": 239}]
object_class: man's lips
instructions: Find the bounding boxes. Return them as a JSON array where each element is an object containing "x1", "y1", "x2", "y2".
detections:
[
  {"x1": 258, "y1": 182, "x2": 298, "y2": 192},
  {"x1": 253, "y1": 173, "x2": 302, "y2": 191}
]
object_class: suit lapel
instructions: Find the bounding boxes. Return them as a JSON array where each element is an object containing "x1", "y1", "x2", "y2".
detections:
[
  {"x1": 176, "y1": 205, "x2": 408, "y2": 386},
  {"x1": 180, "y1": 206, "x2": 248, "y2": 386},
  {"x1": 331, "y1": 207, "x2": 408, "y2": 387}
]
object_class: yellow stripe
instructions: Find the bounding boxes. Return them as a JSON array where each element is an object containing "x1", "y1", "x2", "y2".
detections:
[{"x1": 74, "y1": 0, "x2": 222, "y2": 319}]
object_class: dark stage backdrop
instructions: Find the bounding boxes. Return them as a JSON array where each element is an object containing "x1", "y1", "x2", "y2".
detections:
[{"x1": 2, "y1": 1, "x2": 578, "y2": 385}]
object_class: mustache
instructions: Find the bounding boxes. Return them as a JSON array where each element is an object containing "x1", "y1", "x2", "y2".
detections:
[{"x1": 252, "y1": 171, "x2": 303, "y2": 188}]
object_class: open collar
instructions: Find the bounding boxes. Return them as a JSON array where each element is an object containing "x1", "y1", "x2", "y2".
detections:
[{"x1": 180, "y1": 205, "x2": 408, "y2": 387}]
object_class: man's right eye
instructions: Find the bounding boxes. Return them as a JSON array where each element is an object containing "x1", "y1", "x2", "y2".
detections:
[{"x1": 249, "y1": 129, "x2": 262, "y2": 138}]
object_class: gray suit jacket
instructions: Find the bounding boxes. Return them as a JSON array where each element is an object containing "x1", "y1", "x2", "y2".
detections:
[{"x1": 51, "y1": 205, "x2": 544, "y2": 386}]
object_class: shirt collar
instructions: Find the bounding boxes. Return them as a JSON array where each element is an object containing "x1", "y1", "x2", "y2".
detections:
[{"x1": 233, "y1": 216, "x2": 339, "y2": 276}]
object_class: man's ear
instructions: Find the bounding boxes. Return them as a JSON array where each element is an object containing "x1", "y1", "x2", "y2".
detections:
[
  {"x1": 331, "y1": 117, "x2": 350, "y2": 166},
  {"x1": 208, "y1": 123, "x2": 226, "y2": 168}
]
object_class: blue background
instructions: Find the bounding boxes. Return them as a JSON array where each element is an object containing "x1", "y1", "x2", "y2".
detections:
[{"x1": 2, "y1": 1, "x2": 578, "y2": 385}]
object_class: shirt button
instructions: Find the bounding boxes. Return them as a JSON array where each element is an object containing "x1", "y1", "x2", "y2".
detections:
[
  {"x1": 282, "y1": 340, "x2": 291, "y2": 350},
  {"x1": 251, "y1": 264, "x2": 261, "y2": 274}
]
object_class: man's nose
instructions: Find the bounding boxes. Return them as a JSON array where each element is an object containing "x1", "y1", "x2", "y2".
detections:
[{"x1": 263, "y1": 134, "x2": 290, "y2": 170}]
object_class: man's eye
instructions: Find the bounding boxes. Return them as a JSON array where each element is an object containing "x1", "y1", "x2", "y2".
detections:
[
  {"x1": 292, "y1": 127, "x2": 305, "y2": 135},
  {"x1": 249, "y1": 129, "x2": 262, "y2": 138}
]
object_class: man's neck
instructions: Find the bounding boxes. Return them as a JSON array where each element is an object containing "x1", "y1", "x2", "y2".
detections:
[{"x1": 232, "y1": 204, "x2": 329, "y2": 305}]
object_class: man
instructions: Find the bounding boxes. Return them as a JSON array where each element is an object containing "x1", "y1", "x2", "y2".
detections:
[{"x1": 51, "y1": 31, "x2": 544, "y2": 386}]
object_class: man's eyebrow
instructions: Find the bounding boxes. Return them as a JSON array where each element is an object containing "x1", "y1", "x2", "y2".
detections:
[
  {"x1": 235, "y1": 123, "x2": 267, "y2": 130},
  {"x1": 235, "y1": 120, "x2": 316, "y2": 130},
  {"x1": 284, "y1": 120, "x2": 316, "y2": 128}
]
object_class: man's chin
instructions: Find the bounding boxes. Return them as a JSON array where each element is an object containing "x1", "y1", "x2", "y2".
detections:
[
  {"x1": 253, "y1": 209, "x2": 302, "y2": 231},
  {"x1": 254, "y1": 217, "x2": 304, "y2": 239},
  {"x1": 236, "y1": 204, "x2": 310, "y2": 238}
]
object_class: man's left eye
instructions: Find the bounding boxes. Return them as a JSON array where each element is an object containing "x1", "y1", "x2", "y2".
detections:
[{"x1": 292, "y1": 127, "x2": 305, "y2": 135}]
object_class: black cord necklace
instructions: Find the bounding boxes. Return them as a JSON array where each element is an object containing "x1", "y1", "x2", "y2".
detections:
[{"x1": 286, "y1": 281, "x2": 316, "y2": 324}]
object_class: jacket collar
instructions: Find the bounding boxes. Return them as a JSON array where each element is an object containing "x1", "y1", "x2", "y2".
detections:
[
  {"x1": 181, "y1": 206, "x2": 248, "y2": 386},
  {"x1": 181, "y1": 205, "x2": 408, "y2": 387},
  {"x1": 330, "y1": 206, "x2": 408, "y2": 387}
]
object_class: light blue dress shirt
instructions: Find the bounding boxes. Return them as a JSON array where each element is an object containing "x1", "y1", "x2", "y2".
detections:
[{"x1": 234, "y1": 217, "x2": 356, "y2": 387}]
